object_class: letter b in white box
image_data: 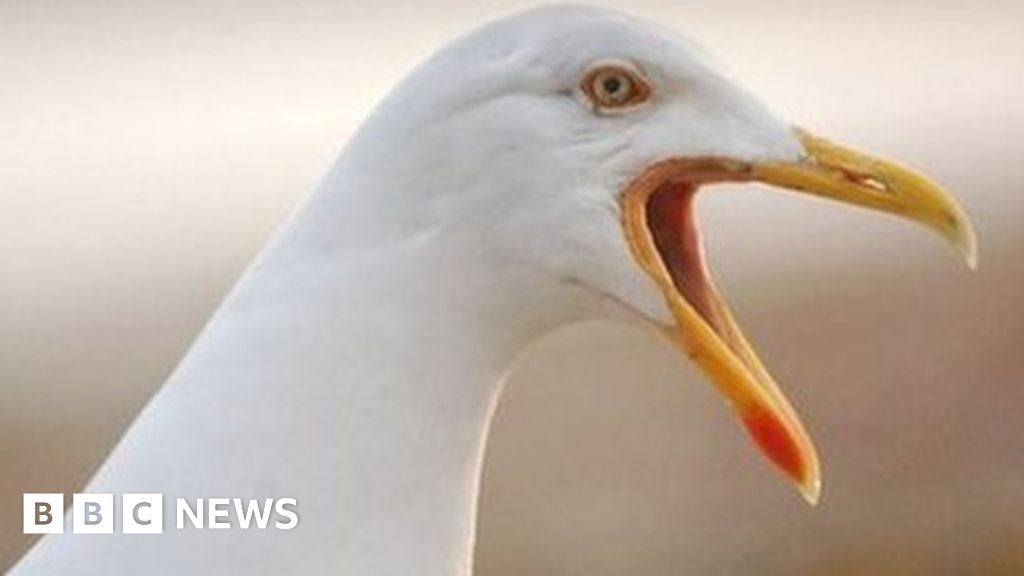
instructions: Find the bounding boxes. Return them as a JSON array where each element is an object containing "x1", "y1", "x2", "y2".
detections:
[
  {"x1": 73, "y1": 494, "x2": 113, "y2": 534},
  {"x1": 122, "y1": 494, "x2": 163, "y2": 534},
  {"x1": 23, "y1": 494, "x2": 64, "y2": 534}
]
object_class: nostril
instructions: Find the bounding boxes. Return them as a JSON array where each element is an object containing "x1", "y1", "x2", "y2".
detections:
[
  {"x1": 858, "y1": 174, "x2": 890, "y2": 194},
  {"x1": 837, "y1": 166, "x2": 892, "y2": 195}
]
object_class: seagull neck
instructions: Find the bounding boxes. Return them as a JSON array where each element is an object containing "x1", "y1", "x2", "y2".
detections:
[{"x1": 243, "y1": 209, "x2": 586, "y2": 574}]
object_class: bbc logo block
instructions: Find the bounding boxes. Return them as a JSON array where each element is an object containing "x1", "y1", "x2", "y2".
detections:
[
  {"x1": 122, "y1": 494, "x2": 163, "y2": 534},
  {"x1": 73, "y1": 493, "x2": 114, "y2": 534},
  {"x1": 23, "y1": 494, "x2": 64, "y2": 535}
]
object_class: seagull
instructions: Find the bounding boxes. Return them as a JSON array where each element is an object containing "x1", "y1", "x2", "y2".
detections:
[{"x1": 13, "y1": 5, "x2": 976, "y2": 575}]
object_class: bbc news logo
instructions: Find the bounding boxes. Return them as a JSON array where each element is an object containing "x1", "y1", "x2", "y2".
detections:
[{"x1": 24, "y1": 494, "x2": 299, "y2": 534}]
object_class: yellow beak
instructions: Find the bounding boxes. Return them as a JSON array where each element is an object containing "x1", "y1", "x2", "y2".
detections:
[
  {"x1": 757, "y1": 130, "x2": 977, "y2": 269},
  {"x1": 621, "y1": 129, "x2": 977, "y2": 504}
]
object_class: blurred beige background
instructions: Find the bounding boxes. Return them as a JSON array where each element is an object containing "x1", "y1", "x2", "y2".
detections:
[{"x1": 2, "y1": 0, "x2": 1023, "y2": 573}]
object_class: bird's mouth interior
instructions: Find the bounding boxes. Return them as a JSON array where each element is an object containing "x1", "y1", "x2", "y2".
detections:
[
  {"x1": 623, "y1": 158, "x2": 770, "y2": 375},
  {"x1": 646, "y1": 180, "x2": 733, "y2": 357},
  {"x1": 644, "y1": 175, "x2": 766, "y2": 371},
  {"x1": 620, "y1": 157, "x2": 820, "y2": 503}
]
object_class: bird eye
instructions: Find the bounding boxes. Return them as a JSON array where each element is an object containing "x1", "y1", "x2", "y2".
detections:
[{"x1": 580, "y1": 62, "x2": 651, "y2": 112}]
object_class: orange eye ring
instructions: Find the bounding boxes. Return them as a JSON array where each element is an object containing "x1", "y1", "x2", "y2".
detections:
[{"x1": 580, "y1": 61, "x2": 652, "y2": 112}]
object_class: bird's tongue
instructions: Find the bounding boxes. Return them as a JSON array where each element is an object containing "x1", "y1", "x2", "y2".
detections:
[{"x1": 643, "y1": 181, "x2": 819, "y2": 503}]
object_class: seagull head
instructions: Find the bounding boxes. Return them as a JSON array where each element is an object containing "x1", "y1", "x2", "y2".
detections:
[{"x1": 347, "y1": 5, "x2": 976, "y2": 504}]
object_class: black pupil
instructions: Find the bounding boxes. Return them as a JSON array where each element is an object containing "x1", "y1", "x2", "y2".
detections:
[{"x1": 602, "y1": 75, "x2": 623, "y2": 96}]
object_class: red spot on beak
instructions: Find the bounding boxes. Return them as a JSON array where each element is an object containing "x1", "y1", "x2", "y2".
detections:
[{"x1": 742, "y1": 406, "x2": 807, "y2": 484}]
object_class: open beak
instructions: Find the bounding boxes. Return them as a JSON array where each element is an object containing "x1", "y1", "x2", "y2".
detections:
[{"x1": 621, "y1": 128, "x2": 977, "y2": 504}]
